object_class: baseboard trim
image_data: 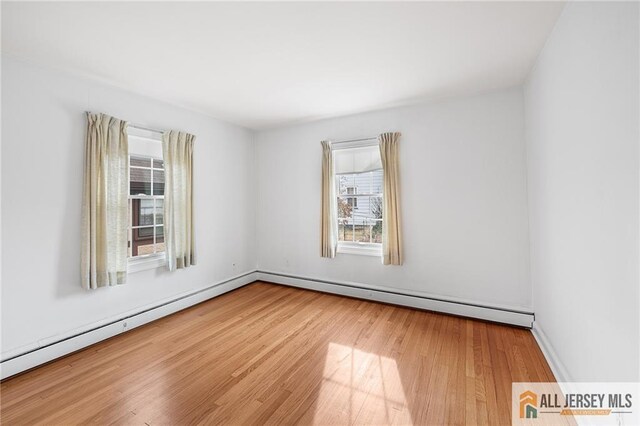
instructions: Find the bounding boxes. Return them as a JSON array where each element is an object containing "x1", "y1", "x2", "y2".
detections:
[
  {"x1": 2, "y1": 270, "x2": 535, "y2": 379},
  {"x1": 0, "y1": 271, "x2": 258, "y2": 380},
  {"x1": 257, "y1": 270, "x2": 534, "y2": 328},
  {"x1": 531, "y1": 322, "x2": 571, "y2": 383}
]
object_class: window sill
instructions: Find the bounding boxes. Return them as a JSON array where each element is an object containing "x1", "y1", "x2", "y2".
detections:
[
  {"x1": 337, "y1": 243, "x2": 382, "y2": 257},
  {"x1": 128, "y1": 254, "x2": 166, "y2": 273}
]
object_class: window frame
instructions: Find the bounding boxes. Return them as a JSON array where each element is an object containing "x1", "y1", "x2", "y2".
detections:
[
  {"x1": 127, "y1": 130, "x2": 166, "y2": 273},
  {"x1": 333, "y1": 142, "x2": 383, "y2": 257}
]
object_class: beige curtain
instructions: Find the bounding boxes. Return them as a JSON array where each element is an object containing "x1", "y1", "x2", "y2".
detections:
[
  {"x1": 320, "y1": 140, "x2": 338, "y2": 258},
  {"x1": 81, "y1": 113, "x2": 129, "y2": 289},
  {"x1": 163, "y1": 130, "x2": 196, "y2": 271},
  {"x1": 379, "y1": 132, "x2": 402, "y2": 265}
]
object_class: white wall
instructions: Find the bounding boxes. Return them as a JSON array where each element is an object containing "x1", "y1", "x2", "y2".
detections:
[
  {"x1": 1, "y1": 56, "x2": 257, "y2": 358},
  {"x1": 525, "y1": 2, "x2": 639, "y2": 381},
  {"x1": 7, "y1": 1, "x2": 637, "y2": 383},
  {"x1": 256, "y1": 88, "x2": 532, "y2": 311}
]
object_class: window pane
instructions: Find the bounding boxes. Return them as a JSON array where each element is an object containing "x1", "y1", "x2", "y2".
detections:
[
  {"x1": 372, "y1": 220, "x2": 383, "y2": 243},
  {"x1": 354, "y1": 172, "x2": 369, "y2": 194},
  {"x1": 338, "y1": 170, "x2": 382, "y2": 196},
  {"x1": 129, "y1": 226, "x2": 165, "y2": 257},
  {"x1": 140, "y1": 200, "x2": 155, "y2": 226},
  {"x1": 370, "y1": 196, "x2": 383, "y2": 220},
  {"x1": 131, "y1": 226, "x2": 154, "y2": 256},
  {"x1": 338, "y1": 195, "x2": 353, "y2": 242},
  {"x1": 354, "y1": 223, "x2": 369, "y2": 243},
  {"x1": 154, "y1": 226, "x2": 165, "y2": 254},
  {"x1": 138, "y1": 226, "x2": 154, "y2": 238},
  {"x1": 338, "y1": 223, "x2": 354, "y2": 242},
  {"x1": 367, "y1": 194, "x2": 383, "y2": 244},
  {"x1": 130, "y1": 168, "x2": 151, "y2": 195},
  {"x1": 349, "y1": 214, "x2": 370, "y2": 243},
  {"x1": 153, "y1": 170, "x2": 165, "y2": 196},
  {"x1": 153, "y1": 159, "x2": 164, "y2": 169},
  {"x1": 372, "y1": 169, "x2": 383, "y2": 194},
  {"x1": 131, "y1": 199, "x2": 154, "y2": 226},
  {"x1": 155, "y1": 199, "x2": 164, "y2": 225},
  {"x1": 338, "y1": 174, "x2": 354, "y2": 195},
  {"x1": 130, "y1": 156, "x2": 151, "y2": 168},
  {"x1": 337, "y1": 197, "x2": 352, "y2": 219}
]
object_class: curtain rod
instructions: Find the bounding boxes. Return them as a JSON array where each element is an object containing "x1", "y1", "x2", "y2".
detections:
[
  {"x1": 85, "y1": 111, "x2": 164, "y2": 134},
  {"x1": 332, "y1": 137, "x2": 378, "y2": 145},
  {"x1": 129, "y1": 123, "x2": 164, "y2": 134}
]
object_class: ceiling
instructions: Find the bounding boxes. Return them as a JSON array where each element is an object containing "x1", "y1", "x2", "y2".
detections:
[{"x1": 2, "y1": 2, "x2": 564, "y2": 130}]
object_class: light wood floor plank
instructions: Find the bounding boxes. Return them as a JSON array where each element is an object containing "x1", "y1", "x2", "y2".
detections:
[{"x1": 1, "y1": 282, "x2": 558, "y2": 425}]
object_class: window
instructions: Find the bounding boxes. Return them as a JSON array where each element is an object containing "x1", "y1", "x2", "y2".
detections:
[
  {"x1": 345, "y1": 187, "x2": 358, "y2": 208},
  {"x1": 127, "y1": 128, "x2": 166, "y2": 271},
  {"x1": 334, "y1": 143, "x2": 383, "y2": 256},
  {"x1": 129, "y1": 155, "x2": 164, "y2": 257}
]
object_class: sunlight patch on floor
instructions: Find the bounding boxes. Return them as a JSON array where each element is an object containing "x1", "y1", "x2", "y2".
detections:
[{"x1": 310, "y1": 342, "x2": 413, "y2": 425}]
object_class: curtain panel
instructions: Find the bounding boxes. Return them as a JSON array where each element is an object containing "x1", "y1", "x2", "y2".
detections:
[
  {"x1": 379, "y1": 132, "x2": 403, "y2": 265},
  {"x1": 162, "y1": 130, "x2": 196, "y2": 271},
  {"x1": 320, "y1": 140, "x2": 338, "y2": 258},
  {"x1": 81, "y1": 112, "x2": 129, "y2": 289}
]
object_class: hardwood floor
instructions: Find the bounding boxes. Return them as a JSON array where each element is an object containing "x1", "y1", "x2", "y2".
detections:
[{"x1": 1, "y1": 282, "x2": 556, "y2": 425}]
